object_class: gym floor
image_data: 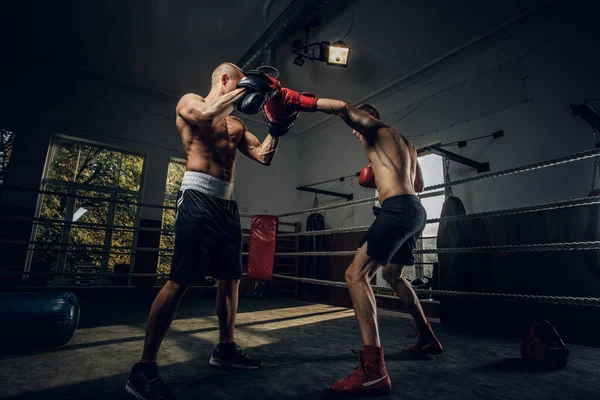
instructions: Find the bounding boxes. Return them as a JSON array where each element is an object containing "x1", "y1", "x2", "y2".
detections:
[{"x1": 1, "y1": 297, "x2": 598, "y2": 400}]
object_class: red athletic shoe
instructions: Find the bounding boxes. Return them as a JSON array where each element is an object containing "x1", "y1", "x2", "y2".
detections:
[
  {"x1": 407, "y1": 321, "x2": 443, "y2": 355},
  {"x1": 330, "y1": 346, "x2": 392, "y2": 395}
]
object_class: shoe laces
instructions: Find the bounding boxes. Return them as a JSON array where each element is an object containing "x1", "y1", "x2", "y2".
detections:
[
  {"x1": 350, "y1": 349, "x2": 368, "y2": 376},
  {"x1": 405, "y1": 321, "x2": 419, "y2": 340},
  {"x1": 148, "y1": 375, "x2": 165, "y2": 390},
  {"x1": 232, "y1": 344, "x2": 251, "y2": 360}
]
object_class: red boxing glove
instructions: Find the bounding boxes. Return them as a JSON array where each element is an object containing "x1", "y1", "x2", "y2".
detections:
[
  {"x1": 280, "y1": 87, "x2": 318, "y2": 112},
  {"x1": 359, "y1": 165, "x2": 376, "y2": 188},
  {"x1": 263, "y1": 91, "x2": 298, "y2": 137}
]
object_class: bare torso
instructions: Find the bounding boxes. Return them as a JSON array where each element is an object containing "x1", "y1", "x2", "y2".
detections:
[
  {"x1": 362, "y1": 128, "x2": 418, "y2": 204},
  {"x1": 176, "y1": 97, "x2": 244, "y2": 182}
]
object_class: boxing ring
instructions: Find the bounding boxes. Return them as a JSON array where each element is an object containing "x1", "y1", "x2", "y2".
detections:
[
  {"x1": 1, "y1": 147, "x2": 600, "y2": 399},
  {"x1": 3, "y1": 147, "x2": 600, "y2": 304}
]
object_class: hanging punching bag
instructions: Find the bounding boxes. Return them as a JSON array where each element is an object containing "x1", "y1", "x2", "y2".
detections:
[{"x1": 437, "y1": 196, "x2": 472, "y2": 324}]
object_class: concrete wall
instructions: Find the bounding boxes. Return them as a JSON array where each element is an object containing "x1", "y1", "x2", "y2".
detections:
[{"x1": 297, "y1": 2, "x2": 599, "y2": 230}]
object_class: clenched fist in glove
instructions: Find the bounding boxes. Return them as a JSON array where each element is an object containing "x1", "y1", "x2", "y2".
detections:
[
  {"x1": 263, "y1": 91, "x2": 299, "y2": 137},
  {"x1": 236, "y1": 70, "x2": 281, "y2": 115},
  {"x1": 358, "y1": 164, "x2": 376, "y2": 188},
  {"x1": 262, "y1": 87, "x2": 320, "y2": 137},
  {"x1": 278, "y1": 88, "x2": 318, "y2": 113}
]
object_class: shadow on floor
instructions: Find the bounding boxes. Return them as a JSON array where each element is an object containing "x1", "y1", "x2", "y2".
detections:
[{"x1": 2, "y1": 297, "x2": 599, "y2": 400}]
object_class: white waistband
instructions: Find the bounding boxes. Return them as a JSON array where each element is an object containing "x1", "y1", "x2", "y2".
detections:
[{"x1": 180, "y1": 171, "x2": 234, "y2": 200}]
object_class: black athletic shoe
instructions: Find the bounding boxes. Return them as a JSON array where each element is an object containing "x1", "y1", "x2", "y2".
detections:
[
  {"x1": 209, "y1": 342, "x2": 263, "y2": 369},
  {"x1": 126, "y1": 362, "x2": 177, "y2": 400}
]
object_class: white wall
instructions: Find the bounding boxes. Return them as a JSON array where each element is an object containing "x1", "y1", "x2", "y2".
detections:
[
  {"x1": 0, "y1": 67, "x2": 302, "y2": 227},
  {"x1": 297, "y1": 2, "x2": 599, "y2": 229}
]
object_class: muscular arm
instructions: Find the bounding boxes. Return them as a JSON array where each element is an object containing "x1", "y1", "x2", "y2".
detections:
[
  {"x1": 315, "y1": 98, "x2": 389, "y2": 142},
  {"x1": 414, "y1": 160, "x2": 425, "y2": 193},
  {"x1": 236, "y1": 119, "x2": 279, "y2": 166},
  {"x1": 177, "y1": 89, "x2": 246, "y2": 126}
]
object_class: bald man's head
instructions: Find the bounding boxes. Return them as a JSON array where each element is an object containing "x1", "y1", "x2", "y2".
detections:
[{"x1": 211, "y1": 62, "x2": 244, "y2": 91}]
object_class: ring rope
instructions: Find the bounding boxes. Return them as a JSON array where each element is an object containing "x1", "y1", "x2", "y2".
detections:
[
  {"x1": 3, "y1": 148, "x2": 596, "y2": 222},
  {"x1": 0, "y1": 240, "x2": 169, "y2": 252},
  {"x1": 0, "y1": 240, "x2": 173, "y2": 255},
  {"x1": 275, "y1": 148, "x2": 600, "y2": 218},
  {"x1": 277, "y1": 197, "x2": 376, "y2": 218},
  {"x1": 0, "y1": 215, "x2": 172, "y2": 234},
  {"x1": 426, "y1": 194, "x2": 600, "y2": 223},
  {"x1": 277, "y1": 194, "x2": 600, "y2": 237},
  {"x1": 271, "y1": 274, "x2": 600, "y2": 307},
  {"x1": 0, "y1": 215, "x2": 171, "y2": 233},
  {"x1": 270, "y1": 241, "x2": 600, "y2": 256},
  {"x1": 425, "y1": 148, "x2": 600, "y2": 191},
  {"x1": 0, "y1": 185, "x2": 176, "y2": 211},
  {"x1": 3, "y1": 195, "x2": 598, "y2": 243},
  {"x1": 278, "y1": 225, "x2": 371, "y2": 237},
  {"x1": 0, "y1": 271, "x2": 170, "y2": 278},
  {"x1": 3, "y1": 240, "x2": 600, "y2": 255}
]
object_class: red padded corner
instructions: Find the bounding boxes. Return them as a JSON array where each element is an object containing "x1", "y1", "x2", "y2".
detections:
[{"x1": 247, "y1": 215, "x2": 278, "y2": 281}]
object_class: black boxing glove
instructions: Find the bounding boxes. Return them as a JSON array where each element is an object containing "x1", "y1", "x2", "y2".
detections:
[
  {"x1": 236, "y1": 70, "x2": 281, "y2": 115},
  {"x1": 238, "y1": 70, "x2": 280, "y2": 93},
  {"x1": 237, "y1": 92, "x2": 268, "y2": 115}
]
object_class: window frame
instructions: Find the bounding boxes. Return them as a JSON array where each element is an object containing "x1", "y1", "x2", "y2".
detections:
[
  {"x1": 157, "y1": 158, "x2": 186, "y2": 275},
  {"x1": 26, "y1": 135, "x2": 147, "y2": 281},
  {"x1": 413, "y1": 154, "x2": 447, "y2": 282},
  {"x1": 0, "y1": 127, "x2": 17, "y2": 186}
]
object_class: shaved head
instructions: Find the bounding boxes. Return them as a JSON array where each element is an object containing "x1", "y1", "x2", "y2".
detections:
[
  {"x1": 357, "y1": 103, "x2": 380, "y2": 120},
  {"x1": 211, "y1": 62, "x2": 243, "y2": 87}
]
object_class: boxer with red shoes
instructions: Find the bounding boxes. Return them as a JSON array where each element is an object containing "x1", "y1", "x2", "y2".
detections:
[{"x1": 265, "y1": 88, "x2": 443, "y2": 394}]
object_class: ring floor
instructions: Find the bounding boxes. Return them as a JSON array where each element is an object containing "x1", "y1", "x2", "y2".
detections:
[{"x1": 1, "y1": 296, "x2": 597, "y2": 400}]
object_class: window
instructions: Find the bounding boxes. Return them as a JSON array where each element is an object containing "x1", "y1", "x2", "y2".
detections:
[
  {"x1": 0, "y1": 128, "x2": 16, "y2": 185},
  {"x1": 414, "y1": 153, "x2": 445, "y2": 282},
  {"x1": 374, "y1": 153, "x2": 445, "y2": 288},
  {"x1": 29, "y1": 137, "x2": 145, "y2": 281},
  {"x1": 158, "y1": 160, "x2": 186, "y2": 274}
]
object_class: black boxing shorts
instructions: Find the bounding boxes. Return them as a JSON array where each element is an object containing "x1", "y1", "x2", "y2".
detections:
[
  {"x1": 169, "y1": 171, "x2": 242, "y2": 283},
  {"x1": 359, "y1": 194, "x2": 427, "y2": 266}
]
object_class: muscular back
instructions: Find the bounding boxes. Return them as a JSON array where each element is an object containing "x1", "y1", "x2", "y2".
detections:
[
  {"x1": 176, "y1": 96, "x2": 245, "y2": 182},
  {"x1": 363, "y1": 128, "x2": 418, "y2": 202}
]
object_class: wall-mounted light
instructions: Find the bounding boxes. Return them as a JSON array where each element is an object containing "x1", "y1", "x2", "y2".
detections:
[
  {"x1": 324, "y1": 41, "x2": 350, "y2": 67},
  {"x1": 292, "y1": 24, "x2": 351, "y2": 68}
]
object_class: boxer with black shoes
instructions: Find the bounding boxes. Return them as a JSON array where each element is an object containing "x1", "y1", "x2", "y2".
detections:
[{"x1": 126, "y1": 63, "x2": 296, "y2": 400}]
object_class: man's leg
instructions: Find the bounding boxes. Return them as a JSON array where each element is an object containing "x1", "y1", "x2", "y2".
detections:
[
  {"x1": 382, "y1": 263, "x2": 443, "y2": 355},
  {"x1": 209, "y1": 278, "x2": 263, "y2": 369},
  {"x1": 381, "y1": 264, "x2": 427, "y2": 328},
  {"x1": 344, "y1": 242, "x2": 381, "y2": 346},
  {"x1": 330, "y1": 242, "x2": 391, "y2": 394},
  {"x1": 127, "y1": 280, "x2": 189, "y2": 400},
  {"x1": 141, "y1": 280, "x2": 190, "y2": 363},
  {"x1": 216, "y1": 279, "x2": 239, "y2": 344}
]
